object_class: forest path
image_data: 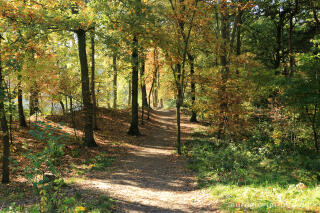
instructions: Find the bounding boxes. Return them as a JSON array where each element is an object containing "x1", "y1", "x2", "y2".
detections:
[{"x1": 78, "y1": 110, "x2": 218, "y2": 213}]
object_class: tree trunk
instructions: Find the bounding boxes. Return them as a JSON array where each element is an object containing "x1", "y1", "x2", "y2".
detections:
[
  {"x1": 17, "y1": 79, "x2": 27, "y2": 127},
  {"x1": 128, "y1": 35, "x2": 140, "y2": 136},
  {"x1": 140, "y1": 54, "x2": 147, "y2": 125},
  {"x1": 189, "y1": 54, "x2": 197, "y2": 122},
  {"x1": 29, "y1": 86, "x2": 39, "y2": 116},
  {"x1": 60, "y1": 101, "x2": 65, "y2": 114},
  {"x1": 236, "y1": 10, "x2": 242, "y2": 57},
  {"x1": 312, "y1": 123, "x2": 319, "y2": 152},
  {"x1": 175, "y1": 63, "x2": 183, "y2": 155},
  {"x1": 113, "y1": 53, "x2": 117, "y2": 109},
  {"x1": 140, "y1": 55, "x2": 148, "y2": 107},
  {"x1": 0, "y1": 36, "x2": 10, "y2": 183},
  {"x1": 289, "y1": 14, "x2": 294, "y2": 77},
  {"x1": 69, "y1": 96, "x2": 73, "y2": 112},
  {"x1": 147, "y1": 68, "x2": 157, "y2": 120},
  {"x1": 51, "y1": 102, "x2": 54, "y2": 115},
  {"x1": 176, "y1": 88, "x2": 182, "y2": 155},
  {"x1": 91, "y1": 31, "x2": 98, "y2": 130},
  {"x1": 275, "y1": 13, "x2": 284, "y2": 71},
  {"x1": 153, "y1": 88, "x2": 158, "y2": 108},
  {"x1": 218, "y1": 1, "x2": 230, "y2": 137},
  {"x1": 75, "y1": 29, "x2": 97, "y2": 147},
  {"x1": 65, "y1": 96, "x2": 68, "y2": 113}
]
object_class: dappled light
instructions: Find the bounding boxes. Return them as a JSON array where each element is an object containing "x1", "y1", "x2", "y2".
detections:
[{"x1": 0, "y1": 0, "x2": 319, "y2": 212}]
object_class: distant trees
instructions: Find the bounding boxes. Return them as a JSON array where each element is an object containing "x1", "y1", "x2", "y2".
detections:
[{"x1": 1, "y1": 0, "x2": 320, "y2": 183}]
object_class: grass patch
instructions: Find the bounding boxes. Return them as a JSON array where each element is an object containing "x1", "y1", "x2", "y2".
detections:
[
  {"x1": 183, "y1": 130, "x2": 320, "y2": 212},
  {"x1": 84, "y1": 152, "x2": 114, "y2": 171},
  {"x1": 212, "y1": 184, "x2": 320, "y2": 212}
]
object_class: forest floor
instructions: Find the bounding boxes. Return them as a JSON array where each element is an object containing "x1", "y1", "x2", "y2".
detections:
[
  {"x1": 0, "y1": 109, "x2": 219, "y2": 212},
  {"x1": 70, "y1": 109, "x2": 219, "y2": 213}
]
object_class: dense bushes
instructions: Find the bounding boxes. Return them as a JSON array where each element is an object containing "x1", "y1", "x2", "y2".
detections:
[
  {"x1": 184, "y1": 128, "x2": 320, "y2": 187},
  {"x1": 183, "y1": 126, "x2": 320, "y2": 211}
]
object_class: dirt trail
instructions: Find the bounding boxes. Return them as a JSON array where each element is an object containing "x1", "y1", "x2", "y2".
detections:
[{"x1": 79, "y1": 110, "x2": 218, "y2": 213}]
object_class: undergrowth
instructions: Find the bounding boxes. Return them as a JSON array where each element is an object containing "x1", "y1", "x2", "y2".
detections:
[{"x1": 183, "y1": 128, "x2": 320, "y2": 212}]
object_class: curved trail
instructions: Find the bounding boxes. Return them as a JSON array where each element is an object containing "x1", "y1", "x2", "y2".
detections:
[{"x1": 79, "y1": 110, "x2": 218, "y2": 212}]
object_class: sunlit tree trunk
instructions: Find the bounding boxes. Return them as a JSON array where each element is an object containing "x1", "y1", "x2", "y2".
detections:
[
  {"x1": 140, "y1": 54, "x2": 147, "y2": 124},
  {"x1": 189, "y1": 54, "x2": 197, "y2": 122},
  {"x1": 91, "y1": 30, "x2": 98, "y2": 130},
  {"x1": 176, "y1": 64, "x2": 183, "y2": 155},
  {"x1": 75, "y1": 29, "x2": 97, "y2": 147},
  {"x1": 113, "y1": 53, "x2": 117, "y2": 109},
  {"x1": 140, "y1": 55, "x2": 148, "y2": 108}
]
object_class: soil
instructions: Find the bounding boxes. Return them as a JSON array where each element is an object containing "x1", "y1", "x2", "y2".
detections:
[{"x1": 75, "y1": 110, "x2": 219, "y2": 213}]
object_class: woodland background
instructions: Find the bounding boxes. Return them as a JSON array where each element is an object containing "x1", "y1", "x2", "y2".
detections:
[{"x1": 0, "y1": 0, "x2": 320, "y2": 212}]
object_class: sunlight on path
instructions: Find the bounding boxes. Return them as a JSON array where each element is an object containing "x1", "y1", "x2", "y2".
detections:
[{"x1": 74, "y1": 110, "x2": 218, "y2": 213}]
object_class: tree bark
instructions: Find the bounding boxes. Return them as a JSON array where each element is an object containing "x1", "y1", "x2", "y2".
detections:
[
  {"x1": 236, "y1": 9, "x2": 243, "y2": 57},
  {"x1": 140, "y1": 55, "x2": 148, "y2": 107},
  {"x1": 275, "y1": 12, "x2": 284, "y2": 71},
  {"x1": 0, "y1": 35, "x2": 10, "y2": 183},
  {"x1": 189, "y1": 54, "x2": 197, "y2": 122},
  {"x1": 69, "y1": 96, "x2": 73, "y2": 113},
  {"x1": 128, "y1": 35, "x2": 140, "y2": 136},
  {"x1": 113, "y1": 53, "x2": 117, "y2": 109},
  {"x1": 147, "y1": 68, "x2": 157, "y2": 120},
  {"x1": 60, "y1": 100, "x2": 65, "y2": 114},
  {"x1": 176, "y1": 64, "x2": 183, "y2": 155},
  {"x1": 75, "y1": 29, "x2": 97, "y2": 147},
  {"x1": 218, "y1": 1, "x2": 230, "y2": 137},
  {"x1": 65, "y1": 96, "x2": 68, "y2": 113},
  {"x1": 312, "y1": 122, "x2": 319, "y2": 152},
  {"x1": 29, "y1": 86, "x2": 39, "y2": 116},
  {"x1": 17, "y1": 78, "x2": 27, "y2": 127},
  {"x1": 91, "y1": 31, "x2": 98, "y2": 130},
  {"x1": 140, "y1": 54, "x2": 147, "y2": 125}
]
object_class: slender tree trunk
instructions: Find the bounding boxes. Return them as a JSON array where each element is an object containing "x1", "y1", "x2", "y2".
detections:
[
  {"x1": 236, "y1": 12, "x2": 242, "y2": 56},
  {"x1": 175, "y1": 63, "x2": 183, "y2": 155},
  {"x1": 289, "y1": 14, "x2": 294, "y2": 77},
  {"x1": 17, "y1": 79, "x2": 27, "y2": 127},
  {"x1": 189, "y1": 54, "x2": 197, "y2": 122},
  {"x1": 91, "y1": 31, "x2": 98, "y2": 130},
  {"x1": 147, "y1": 68, "x2": 157, "y2": 120},
  {"x1": 140, "y1": 55, "x2": 148, "y2": 107},
  {"x1": 113, "y1": 53, "x2": 117, "y2": 109},
  {"x1": 218, "y1": 2, "x2": 230, "y2": 137},
  {"x1": 69, "y1": 96, "x2": 73, "y2": 113},
  {"x1": 235, "y1": 9, "x2": 242, "y2": 75},
  {"x1": 70, "y1": 96, "x2": 78, "y2": 140},
  {"x1": 275, "y1": 14, "x2": 284, "y2": 71},
  {"x1": 176, "y1": 90, "x2": 182, "y2": 155},
  {"x1": 29, "y1": 86, "x2": 39, "y2": 116},
  {"x1": 140, "y1": 54, "x2": 147, "y2": 125},
  {"x1": 51, "y1": 102, "x2": 54, "y2": 115},
  {"x1": 128, "y1": 35, "x2": 140, "y2": 135},
  {"x1": 65, "y1": 96, "x2": 68, "y2": 113},
  {"x1": 312, "y1": 122, "x2": 319, "y2": 152},
  {"x1": 75, "y1": 29, "x2": 97, "y2": 147},
  {"x1": 0, "y1": 36, "x2": 10, "y2": 183},
  {"x1": 60, "y1": 101, "x2": 65, "y2": 114}
]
